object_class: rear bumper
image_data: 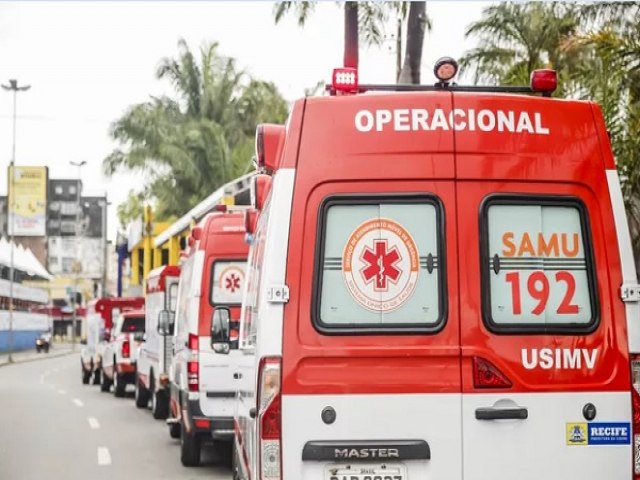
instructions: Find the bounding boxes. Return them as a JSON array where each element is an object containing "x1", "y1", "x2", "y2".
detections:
[{"x1": 180, "y1": 391, "x2": 234, "y2": 440}]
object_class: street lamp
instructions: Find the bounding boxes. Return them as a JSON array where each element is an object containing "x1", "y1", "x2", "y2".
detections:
[
  {"x1": 69, "y1": 160, "x2": 86, "y2": 350},
  {"x1": 2, "y1": 79, "x2": 30, "y2": 363}
]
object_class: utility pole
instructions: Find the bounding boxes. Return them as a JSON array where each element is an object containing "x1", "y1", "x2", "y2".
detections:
[
  {"x1": 1, "y1": 79, "x2": 30, "y2": 363},
  {"x1": 69, "y1": 160, "x2": 86, "y2": 351}
]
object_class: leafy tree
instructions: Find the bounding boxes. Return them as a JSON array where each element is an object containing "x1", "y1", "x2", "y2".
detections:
[
  {"x1": 104, "y1": 39, "x2": 289, "y2": 220},
  {"x1": 460, "y1": 2, "x2": 640, "y2": 264},
  {"x1": 116, "y1": 189, "x2": 146, "y2": 230},
  {"x1": 273, "y1": 1, "x2": 430, "y2": 84}
]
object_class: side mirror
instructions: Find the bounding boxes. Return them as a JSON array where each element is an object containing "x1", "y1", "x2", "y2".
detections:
[
  {"x1": 211, "y1": 308, "x2": 230, "y2": 355},
  {"x1": 157, "y1": 310, "x2": 173, "y2": 336}
]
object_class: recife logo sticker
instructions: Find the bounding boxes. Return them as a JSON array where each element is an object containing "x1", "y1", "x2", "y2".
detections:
[
  {"x1": 342, "y1": 218, "x2": 419, "y2": 313},
  {"x1": 566, "y1": 422, "x2": 631, "y2": 446}
]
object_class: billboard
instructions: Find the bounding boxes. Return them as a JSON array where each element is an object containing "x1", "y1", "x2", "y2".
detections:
[
  {"x1": 7, "y1": 166, "x2": 47, "y2": 236},
  {"x1": 48, "y1": 236, "x2": 105, "y2": 278}
]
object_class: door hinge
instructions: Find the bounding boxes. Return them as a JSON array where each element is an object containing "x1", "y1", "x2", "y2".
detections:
[
  {"x1": 266, "y1": 285, "x2": 289, "y2": 304},
  {"x1": 621, "y1": 283, "x2": 640, "y2": 302}
]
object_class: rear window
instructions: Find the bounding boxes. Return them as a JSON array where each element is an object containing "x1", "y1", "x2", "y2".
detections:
[
  {"x1": 314, "y1": 196, "x2": 446, "y2": 333},
  {"x1": 210, "y1": 260, "x2": 246, "y2": 305},
  {"x1": 121, "y1": 316, "x2": 145, "y2": 333},
  {"x1": 481, "y1": 196, "x2": 598, "y2": 333}
]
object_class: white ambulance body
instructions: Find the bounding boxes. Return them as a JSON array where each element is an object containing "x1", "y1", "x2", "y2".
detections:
[
  {"x1": 136, "y1": 265, "x2": 180, "y2": 417},
  {"x1": 232, "y1": 67, "x2": 640, "y2": 480}
]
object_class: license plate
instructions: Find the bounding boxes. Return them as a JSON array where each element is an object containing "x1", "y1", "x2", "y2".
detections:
[{"x1": 325, "y1": 463, "x2": 406, "y2": 480}]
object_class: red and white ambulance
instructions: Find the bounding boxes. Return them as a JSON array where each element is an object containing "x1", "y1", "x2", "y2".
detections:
[
  {"x1": 136, "y1": 265, "x2": 180, "y2": 417},
  {"x1": 101, "y1": 309, "x2": 145, "y2": 397},
  {"x1": 168, "y1": 206, "x2": 249, "y2": 466},
  {"x1": 231, "y1": 62, "x2": 640, "y2": 480},
  {"x1": 80, "y1": 296, "x2": 144, "y2": 385}
]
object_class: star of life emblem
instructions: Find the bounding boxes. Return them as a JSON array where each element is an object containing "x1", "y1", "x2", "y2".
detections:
[{"x1": 342, "y1": 218, "x2": 419, "y2": 312}]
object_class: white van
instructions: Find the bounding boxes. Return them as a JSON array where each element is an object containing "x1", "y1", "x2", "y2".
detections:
[
  {"x1": 231, "y1": 65, "x2": 640, "y2": 480},
  {"x1": 136, "y1": 265, "x2": 180, "y2": 417},
  {"x1": 168, "y1": 207, "x2": 249, "y2": 467}
]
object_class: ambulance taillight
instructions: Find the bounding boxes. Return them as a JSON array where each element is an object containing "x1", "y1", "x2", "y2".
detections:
[
  {"x1": 630, "y1": 355, "x2": 640, "y2": 478},
  {"x1": 332, "y1": 67, "x2": 358, "y2": 94},
  {"x1": 187, "y1": 333, "x2": 199, "y2": 393},
  {"x1": 257, "y1": 356, "x2": 282, "y2": 480},
  {"x1": 244, "y1": 208, "x2": 259, "y2": 236},
  {"x1": 122, "y1": 339, "x2": 130, "y2": 359},
  {"x1": 530, "y1": 69, "x2": 557, "y2": 95}
]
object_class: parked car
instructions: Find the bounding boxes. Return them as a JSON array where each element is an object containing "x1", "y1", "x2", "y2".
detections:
[{"x1": 101, "y1": 310, "x2": 145, "y2": 397}]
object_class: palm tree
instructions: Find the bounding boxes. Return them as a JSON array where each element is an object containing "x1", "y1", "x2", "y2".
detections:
[
  {"x1": 459, "y1": 3, "x2": 579, "y2": 92},
  {"x1": 273, "y1": 1, "x2": 430, "y2": 84},
  {"x1": 103, "y1": 39, "x2": 289, "y2": 218}
]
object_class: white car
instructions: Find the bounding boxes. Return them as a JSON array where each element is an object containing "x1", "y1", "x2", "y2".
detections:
[{"x1": 101, "y1": 310, "x2": 145, "y2": 397}]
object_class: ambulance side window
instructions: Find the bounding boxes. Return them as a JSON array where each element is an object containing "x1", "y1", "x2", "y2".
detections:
[
  {"x1": 481, "y1": 196, "x2": 598, "y2": 333},
  {"x1": 174, "y1": 256, "x2": 194, "y2": 338},
  {"x1": 314, "y1": 196, "x2": 445, "y2": 332}
]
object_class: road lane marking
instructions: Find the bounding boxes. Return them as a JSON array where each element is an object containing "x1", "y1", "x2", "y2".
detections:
[
  {"x1": 57, "y1": 389, "x2": 66, "y2": 395},
  {"x1": 97, "y1": 447, "x2": 111, "y2": 466},
  {"x1": 88, "y1": 417, "x2": 100, "y2": 429},
  {"x1": 72, "y1": 398, "x2": 84, "y2": 407}
]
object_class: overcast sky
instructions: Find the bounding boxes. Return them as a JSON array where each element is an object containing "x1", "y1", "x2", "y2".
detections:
[{"x1": 0, "y1": 1, "x2": 492, "y2": 241}]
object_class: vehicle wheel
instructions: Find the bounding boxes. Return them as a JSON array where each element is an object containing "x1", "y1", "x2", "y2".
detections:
[
  {"x1": 100, "y1": 369, "x2": 111, "y2": 392},
  {"x1": 113, "y1": 373, "x2": 126, "y2": 398},
  {"x1": 169, "y1": 421, "x2": 181, "y2": 439},
  {"x1": 152, "y1": 389, "x2": 169, "y2": 419},
  {"x1": 135, "y1": 373, "x2": 150, "y2": 408},
  {"x1": 82, "y1": 365, "x2": 91, "y2": 385},
  {"x1": 180, "y1": 421, "x2": 201, "y2": 467},
  {"x1": 93, "y1": 368, "x2": 101, "y2": 385}
]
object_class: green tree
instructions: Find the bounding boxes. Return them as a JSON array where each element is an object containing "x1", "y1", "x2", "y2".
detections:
[
  {"x1": 273, "y1": 1, "x2": 430, "y2": 84},
  {"x1": 116, "y1": 189, "x2": 146, "y2": 230},
  {"x1": 104, "y1": 39, "x2": 289, "y2": 219},
  {"x1": 460, "y1": 2, "x2": 640, "y2": 264}
]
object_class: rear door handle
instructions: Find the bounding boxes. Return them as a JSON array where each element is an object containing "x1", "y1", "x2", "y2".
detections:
[
  {"x1": 233, "y1": 372, "x2": 242, "y2": 379},
  {"x1": 475, "y1": 407, "x2": 528, "y2": 420}
]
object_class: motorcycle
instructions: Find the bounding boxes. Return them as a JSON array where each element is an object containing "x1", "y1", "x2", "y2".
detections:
[{"x1": 35, "y1": 335, "x2": 50, "y2": 353}]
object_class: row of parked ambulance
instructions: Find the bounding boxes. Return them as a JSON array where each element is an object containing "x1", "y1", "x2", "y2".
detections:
[{"x1": 82, "y1": 61, "x2": 640, "y2": 479}]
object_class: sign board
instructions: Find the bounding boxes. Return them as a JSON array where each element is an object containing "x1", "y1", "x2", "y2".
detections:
[{"x1": 7, "y1": 166, "x2": 47, "y2": 236}]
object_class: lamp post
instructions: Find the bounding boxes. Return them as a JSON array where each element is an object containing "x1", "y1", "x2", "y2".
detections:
[
  {"x1": 2, "y1": 79, "x2": 30, "y2": 363},
  {"x1": 69, "y1": 160, "x2": 86, "y2": 350}
]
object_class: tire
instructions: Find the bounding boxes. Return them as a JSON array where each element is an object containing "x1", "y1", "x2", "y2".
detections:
[
  {"x1": 180, "y1": 420, "x2": 201, "y2": 467},
  {"x1": 135, "y1": 373, "x2": 150, "y2": 408},
  {"x1": 100, "y1": 368, "x2": 111, "y2": 392},
  {"x1": 169, "y1": 421, "x2": 181, "y2": 439},
  {"x1": 93, "y1": 368, "x2": 101, "y2": 385},
  {"x1": 82, "y1": 365, "x2": 91, "y2": 385},
  {"x1": 113, "y1": 373, "x2": 126, "y2": 398},
  {"x1": 152, "y1": 388, "x2": 169, "y2": 420}
]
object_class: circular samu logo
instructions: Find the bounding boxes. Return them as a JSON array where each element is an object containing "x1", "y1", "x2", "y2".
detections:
[
  {"x1": 342, "y1": 218, "x2": 419, "y2": 313},
  {"x1": 218, "y1": 266, "x2": 244, "y2": 294}
]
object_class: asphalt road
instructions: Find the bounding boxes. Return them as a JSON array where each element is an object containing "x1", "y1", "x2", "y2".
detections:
[{"x1": 0, "y1": 353, "x2": 232, "y2": 480}]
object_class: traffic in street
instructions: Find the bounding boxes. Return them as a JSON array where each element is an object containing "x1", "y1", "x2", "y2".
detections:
[{"x1": 0, "y1": 354, "x2": 230, "y2": 480}]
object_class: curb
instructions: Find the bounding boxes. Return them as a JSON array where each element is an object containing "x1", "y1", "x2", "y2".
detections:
[{"x1": 0, "y1": 348, "x2": 76, "y2": 368}]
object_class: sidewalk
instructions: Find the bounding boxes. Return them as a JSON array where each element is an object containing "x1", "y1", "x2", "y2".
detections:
[{"x1": 0, "y1": 342, "x2": 76, "y2": 367}]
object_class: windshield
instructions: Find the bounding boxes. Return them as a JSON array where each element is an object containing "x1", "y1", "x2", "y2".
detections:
[{"x1": 120, "y1": 316, "x2": 145, "y2": 333}]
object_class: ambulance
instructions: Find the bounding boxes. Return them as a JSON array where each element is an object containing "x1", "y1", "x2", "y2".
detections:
[
  {"x1": 230, "y1": 59, "x2": 640, "y2": 480},
  {"x1": 136, "y1": 265, "x2": 180, "y2": 418},
  {"x1": 167, "y1": 206, "x2": 249, "y2": 467},
  {"x1": 80, "y1": 296, "x2": 144, "y2": 385}
]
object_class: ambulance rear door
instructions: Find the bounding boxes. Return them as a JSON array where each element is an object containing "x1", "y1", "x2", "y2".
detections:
[{"x1": 454, "y1": 93, "x2": 632, "y2": 479}]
